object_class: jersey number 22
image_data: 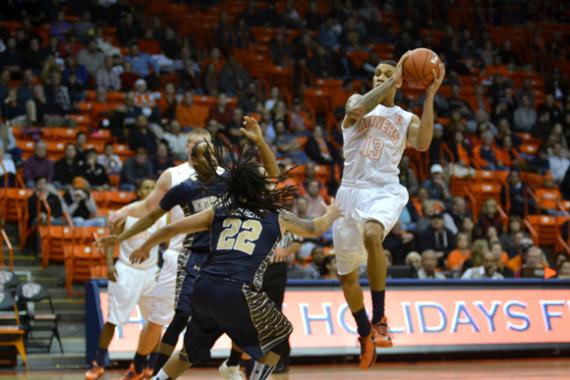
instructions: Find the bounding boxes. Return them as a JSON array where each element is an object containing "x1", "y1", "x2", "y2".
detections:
[{"x1": 216, "y1": 218, "x2": 263, "y2": 255}]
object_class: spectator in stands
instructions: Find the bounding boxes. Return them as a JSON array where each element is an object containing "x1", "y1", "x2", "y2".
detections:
[
  {"x1": 53, "y1": 143, "x2": 78, "y2": 188},
  {"x1": 398, "y1": 156, "x2": 419, "y2": 196},
  {"x1": 518, "y1": 246, "x2": 556, "y2": 278},
  {"x1": 116, "y1": 12, "x2": 141, "y2": 45},
  {"x1": 446, "y1": 232, "x2": 471, "y2": 272},
  {"x1": 97, "y1": 142, "x2": 122, "y2": 176},
  {"x1": 499, "y1": 216, "x2": 523, "y2": 257},
  {"x1": 219, "y1": 56, "x2": 251, "y2": 97},
  {"x1": 305, "y1": 126, "x2": 337, "y2": 165},
  {"x1": 22, "y1": 38, "x2": 46, "y2": 73},
  {"x1": 0, "y1": 37, "x2": 23, "y2": 76},
  {"x1": 0, "y1": 146, "x2": 16, "y2": 187},
  {"x1": 162, "y1": 120, "x2": 187, "y2": 161},
  {"x1": 77, "y1": 149, "x2": 109, "y2": 189},
  {"x1": 175, "y1": 91, "x2": 204, "y2": 129},
  {"x1": 502, "y1": 170, "x2": 533, "y2": 216},
  {"x1": 538, "y1": 94, "x2": 562, "y2": 124},
  {"x1": 445, "y1": 196, "x2": 471, "y2": 235},
  {"x1": 405, "y1": 251, "x2": 422, "y2": 273},
  {"x1": 490, "y1": 240, "x2": 513, "y2": 278},
  {"x1": 208, "y1": 93, "x2": 233, "y2": 126},
  {"x1": 422, "y1": 164, "x2": 451, "y2": 203},
  {"x1": 475, "y1": 198, "x2": 504, "y2": 238},
  {"x1": 306, "y1": 246, "x2": 325, "y2": 279},
  {"x1": 473, "y1": 131, "x2": 505, "y2": 170},
  {"x1": 74, "y1": 131, "x2": 87, "y2": 165},
  {"x1": 25, "y1": 84, "x2": 69, "y2": 126},
  {"x1": 128, "y1": 115, "x2": 158, "y2": 156},
  {"x1": 152, "y1": 142, "x2": 173, "y2": 178},
  {"x1": 124, "y1": 43, "x2": 159, "y2": 78},
  {"x1": 558, "y1": 260, "x2": 570, "y2": 279},
  {"x1": 17, "y1": 70, "x2": 35, "y2": 105},
  {"x1": 222, "y1": 108, "x2": 245, "y2": 145},
  {"x1": 549, "y1": 143, "x2": 570, "y2": 184},
  {"x1": 178, "y1": 58, "x2": 202, "y2": 93},
  {"x1": 418, "y1": 212, "x2": 456, "y2": 263},
  {"x1": 321, "y1": 255, "x2": 338, "y2": 280},
  {"x1": 383, "y1": 222, "x2": 415, "y2": 265},
  {"x1": 275, "y1": 121, "x2": 308, "y2": 163},
  {"x1": 120, "y1": 147, "x2": 153, "y2": 191},
  {"x1": 461, "y1": 251, "x2": 504, "y2": 279},
  {"x1": 513, "y1": 95, "x2": 536, "y2": 133},
  {"x1": 305, "y1": 180, "x2": 326, "y2": 218},
  {"x1": 2, "y1": 88, "x2": 25, "y2": 122},
  {"x1": 96, "y1": 55, "x2": 121, "y2": 91},
  {"x1": 46, "y1": 71, "x2": 72, "y2": 114},
  {"x1": 0, "y1": 121, "x2": 20, "y2": 165},
  {"x1": 77, "y1": 39, "x2": 105, "y2": 78},
  {"x1": 448, "y1": 85, "x2": 472, "y2": 117},
  {"x1": 63, "y1": 176, "x2": 106, "y2": 227},
  {"x1": 50, "y1": 10, "x2": 72, "y2": 41},
  {"x1": 28, "y1": 176, "x2": 65, "y2": 227},
  {"x1": 63, "y1": 55, "x2": 88, "y2": 88},
  {"x1": 24, "y1": 140, "x2": 54, "y2": 188},
  {"x1": 417, "y1": 250, "x2": 446, "y2": 279}
]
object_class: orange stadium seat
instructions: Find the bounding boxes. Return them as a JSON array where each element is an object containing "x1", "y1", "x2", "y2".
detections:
[
  {"x1": 524, "y1": 215, "x2": 570, "y2": 255},
  {"x1": 64, "y1": 245, "x2": 106, "y2": 296},
  {"x1": 104, "y1": 191, "x2": 137, "y2": 210},
  {"x1": 303, "y1": 88, "x2": 333, "y2": 114}
]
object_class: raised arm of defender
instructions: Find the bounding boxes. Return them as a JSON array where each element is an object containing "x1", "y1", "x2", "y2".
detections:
[
  {"x1": 406, "y1": 63, "x2": 445, "y2": 152},
  {"x1": 278, "y1": 199, "x2": 342, "y2": 238}
]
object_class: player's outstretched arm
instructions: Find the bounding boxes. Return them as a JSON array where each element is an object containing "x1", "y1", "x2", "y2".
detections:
[
  {"x1": 130, "y1": 209, "x2": 213, "y2": 264},
  {"x1": 241, "y1": 115, "x2": 280, "y2": 177},
  {"x1": 279, "y1": 199, "x2": 342, "y2": 238},
  {"x1": 108, "y1": 169, "x2": 172, "y2": 229},
  {"x1": 344, "y1": 51, "x2": 411, "y2": 128},
  {"x1": 407, "y1": 63, "x2": 445, "y2": 152}
]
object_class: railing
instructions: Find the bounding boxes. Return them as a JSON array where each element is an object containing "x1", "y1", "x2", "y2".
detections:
[{"x1": 0, "y1": 228, "x2": 14, "y2": 271}]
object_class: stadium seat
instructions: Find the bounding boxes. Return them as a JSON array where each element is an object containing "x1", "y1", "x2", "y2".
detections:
[
  {"x1": 104, "y1": 191, "x2": 137, "y2": 210},
  {"x1": 524, "y1": 215, "x2": 570, "y2": 255},
  {"x1": 0, "y1": 290, "x2": 28, "y2": 370},
  {"x1": 64, "y1": 244, "x2": 106, "y2": 296},
  {"x1": 303, "y1": 88, "x2": 333, "y2": 114}
]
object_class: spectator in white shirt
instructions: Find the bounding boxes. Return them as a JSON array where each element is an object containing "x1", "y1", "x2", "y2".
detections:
[
  {"x1": 549, "y1": 143, "x2": 570, "y2": 184},
  {"x1": 417, "y1": 250, "x2": 447, "y2": 279},
  {"x1": 462, "y1": 251, "x2": 504, "y2": 279},
  {"x1": 162, "y1": 120, "x2": 188, "y2": 161}
]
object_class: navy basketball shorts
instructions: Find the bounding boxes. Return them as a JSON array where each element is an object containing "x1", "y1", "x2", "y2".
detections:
[
  {"x1": 183, "y1": 274, "x2": 293, "y2": 364},
  {"x1": 175, "y1": 253, "x2": 209, "y2": 315}
]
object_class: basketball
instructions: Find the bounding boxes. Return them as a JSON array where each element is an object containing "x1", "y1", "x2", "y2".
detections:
[{"x1": 403, "y1": 48, "x2": 442, "y2": 89}]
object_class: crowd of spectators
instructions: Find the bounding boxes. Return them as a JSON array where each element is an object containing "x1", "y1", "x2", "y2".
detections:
[{"x1": 0, "y1": 0, "x2": 569, "y2": 280}]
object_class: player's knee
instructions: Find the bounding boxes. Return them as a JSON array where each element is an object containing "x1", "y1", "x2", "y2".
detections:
[
  {"x1": 363, "y1": 222, "x2": 384, "y2": 248},
  {"x1": 339, "y1": 273, "x2": 359, "y2": 288}
]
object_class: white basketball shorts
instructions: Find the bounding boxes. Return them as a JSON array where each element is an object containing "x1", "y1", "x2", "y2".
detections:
[
  {"x1": 107, "y1": 260, "x2": 158, "y2": 326},
  {"x1": 147, "y1": 248, "x2": 179, "y2": 326},
  {"x1": 333, "y1": 182, "x2": 409, "y2": 275}
]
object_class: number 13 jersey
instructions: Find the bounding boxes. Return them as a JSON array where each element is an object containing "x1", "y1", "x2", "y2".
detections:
[
  {"x1": 342, "y1": 104, "x2": 413, "y2": 187},
  {"x1": 203, "y1": 207, "x2": 281, "y2": 290}
]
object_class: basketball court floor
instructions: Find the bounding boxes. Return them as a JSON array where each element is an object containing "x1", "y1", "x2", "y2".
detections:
[{"x1": 1, "y1": 358, "x2": 569, "y2": 380}]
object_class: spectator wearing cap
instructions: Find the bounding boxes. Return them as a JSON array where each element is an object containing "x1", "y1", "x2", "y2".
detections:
[
  {"x1": 418, "y1": 212, "x2": 456, "y2": 265},
  {"x1": 63, "y1": 177, "x2": 106, "y2": 227},
  {"x1": 417, "y1": 250, "x2": 446, "y2": 279},
  {"x1": 120, "y1": 147, "x2": 153, "y2": 192},
  {"x1": 461, "y1": 251, "x2": 504, "y2": 279},
  {"x1": 53, "y1": 143, "x2": 78, "y2": 188},
  {"x1": 422, "y1": 164, "x2": 451, "y2": 203},
  {"x1": 24, "y1": 140, "x2": 54, "y2": 188}
]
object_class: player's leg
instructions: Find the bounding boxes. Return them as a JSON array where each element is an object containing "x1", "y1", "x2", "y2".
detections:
[
  {"x1": 152, "y1": 311, "x2": 189, "y2": 374},
  {"x1": 85, "y1": 322, "x2": 115, "y2": 379},
  {"x1": 152, "y1": 349, "x2": 192, "y2": 380},
  {"x1": 219, "y1": 343, "x2": 246, "y2": 380},
  {"x1": 250, "y1": 351, "x2": 281, "y2": 380},
  {"x1": 363, "y1": 220, "x2": 388, "y2": 321}
]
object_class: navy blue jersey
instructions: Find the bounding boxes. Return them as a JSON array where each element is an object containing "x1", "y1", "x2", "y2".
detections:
[
  {"x1": 203, "y1": 207, "x2": 281, "y2": 289},
  {"x1": 159, "y1": 175, "x2": 224, "y2": 254}
]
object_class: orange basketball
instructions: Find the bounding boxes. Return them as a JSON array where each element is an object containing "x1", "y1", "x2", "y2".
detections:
[{"x1": 403, "y1": 48, "x2": 442, "y2": 89}]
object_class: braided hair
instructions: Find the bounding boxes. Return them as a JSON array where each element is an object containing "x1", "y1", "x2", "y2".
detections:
[{"x1": 204, "y1": 142, "x2": 297, "y2": 216}]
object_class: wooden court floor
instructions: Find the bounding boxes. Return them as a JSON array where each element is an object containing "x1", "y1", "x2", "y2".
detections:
[{"x1": 1, "y1": 358, "x2": 569, "y2": 379}]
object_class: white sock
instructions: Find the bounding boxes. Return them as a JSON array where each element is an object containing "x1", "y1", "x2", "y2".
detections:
[
  {"x1": 151, "y1": 369, "x2": 170, "y2": 380},
  {"x1": 250, "y1": 362, "x2": 275, "y2": 380}
]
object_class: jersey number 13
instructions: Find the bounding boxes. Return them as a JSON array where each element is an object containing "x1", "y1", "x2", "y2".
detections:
[{"x1": 216, "y1": 218, "x2": 263, "y2": 255}]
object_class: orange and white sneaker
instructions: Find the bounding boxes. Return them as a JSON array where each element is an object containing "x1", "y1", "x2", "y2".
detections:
[
  {"x1": 119, "y1": 363, "x2": 145, "y2": 380},
  {"x1": 358, "y1": 331, "x2": 377, "y2": 370},
  {"x1": 372, "y1": 316, "x2": 393, "y2": 348},
  {"x1": 85, "y1": 361, "x2": 104, "y2": 379}
]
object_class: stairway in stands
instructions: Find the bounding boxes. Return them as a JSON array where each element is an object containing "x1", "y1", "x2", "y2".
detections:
[{"x1": 4, "y1": 223, "x2": 87, "y2": 371}]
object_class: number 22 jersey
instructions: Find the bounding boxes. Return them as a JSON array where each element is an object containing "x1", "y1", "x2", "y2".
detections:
[
  {"x1": 342, "y1": 103, "x2": 413, "y2": 187},
  {"x1": 202, "y1": 207, "x2": 281, "y2": 290}
]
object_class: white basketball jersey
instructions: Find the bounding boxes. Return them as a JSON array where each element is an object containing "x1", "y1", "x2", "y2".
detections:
[
  {"x1": 341, "y1": 104, "x2": 413, "y2": 186},
  {"x1": 119, "y1": 215, "x2": 167, "y2": 269},
  {"x1": 167, "y1": 162, "x2": 195, "y2": 251}
]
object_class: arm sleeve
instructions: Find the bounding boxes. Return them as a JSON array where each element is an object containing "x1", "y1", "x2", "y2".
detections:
[{"x1": 159, "y1": 182, "x2": 188, "y2": 211}]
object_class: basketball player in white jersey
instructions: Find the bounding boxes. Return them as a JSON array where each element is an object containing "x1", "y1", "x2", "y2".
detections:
[
  {"x1": 335, "y1": 52, "x2": 444, "y2": 369},
  {"x1": 86, "y1": 179, "x2": 167, "y2": 380}
]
